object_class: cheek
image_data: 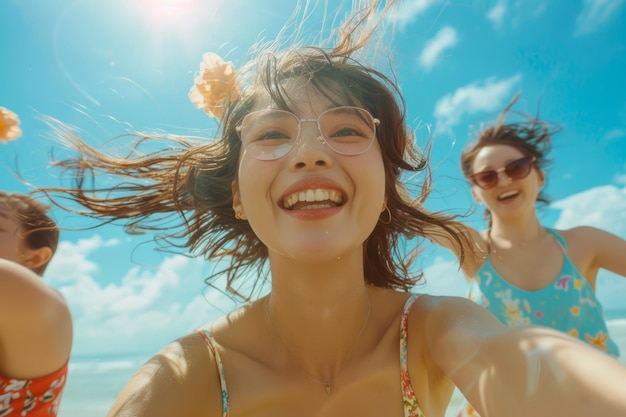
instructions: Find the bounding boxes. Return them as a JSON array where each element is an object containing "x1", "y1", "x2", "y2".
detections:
[
  {"x1": 0, "y1": 239, "x2": 22, "y2": 262},
  {"x1": 236, "y1": 155, "x2": 276, "y2": 210},
  {"x1": 357, "y1": 148, "x2": 386, "y2": 207},
  {"x1": 471, "y1": 187, "x2": 484, "y2": 202}
]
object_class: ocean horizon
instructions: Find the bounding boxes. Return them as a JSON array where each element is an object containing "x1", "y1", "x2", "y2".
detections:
[{"x1": 57, "y1": 310, "x2": 626, "y2": 417}]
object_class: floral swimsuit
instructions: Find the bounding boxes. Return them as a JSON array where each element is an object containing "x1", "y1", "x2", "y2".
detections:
[
  {"x1": 0, "y1": 362, "x2": 67, "y2": 417},
  {"x1": 467, "y1": 228, "x2": 618, "y2": 356},
  {"x1": 198, "y1": 294, "x2": 425, "y2": 417},
  {"x1": 457, "y1": 228, "x2": 619, "y2": 417}
]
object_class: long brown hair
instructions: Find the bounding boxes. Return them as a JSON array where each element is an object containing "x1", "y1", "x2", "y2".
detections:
[{"x1": 40, "y1": 0, "x2": 467, "y2": 299}]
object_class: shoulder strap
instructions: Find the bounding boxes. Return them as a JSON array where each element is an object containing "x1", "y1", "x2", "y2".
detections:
[
  {"x1": 399, "y1": 294, "x2": 425, "y2": 417},
  {"x1": 197, "y1": 329, "x2": 230, "y2": 417},
  {"x1": 545, "y1": 227, "x2": 568, "y2": 251}
]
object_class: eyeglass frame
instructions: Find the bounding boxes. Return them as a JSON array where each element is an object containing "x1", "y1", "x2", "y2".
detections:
[
  {"x1": 469, "y1": 156, "x2": 537, "y2": 190},
  {"x1": 235, "y1": 106, "x2": 380, "y2": 161}
]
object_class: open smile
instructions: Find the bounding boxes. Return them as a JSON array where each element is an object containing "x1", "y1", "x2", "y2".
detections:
[
  {"x1": 282, "y1": 188, "x2": 344, "y2": 210},
  {"x1": 497, "y1": 190, "x2": 520, "y2": 201}
]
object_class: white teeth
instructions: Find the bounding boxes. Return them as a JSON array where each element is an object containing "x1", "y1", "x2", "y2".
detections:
[
  {"x1": 301, "y1": 203, "x2": 328, "y2": 210},
  {"x1": 283, "y1": 188, "x2": 343, "y2": 209},
  {"x1": 499, "y1": 191, "x2": 518, "y2": 200},
  {"x1": 306, "y1": 189, "x2": 315, "y2": 202}
]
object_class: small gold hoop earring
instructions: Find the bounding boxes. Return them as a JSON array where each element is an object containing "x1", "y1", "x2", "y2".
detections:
[{"x1": 379, "y1": 205, "x2": 392, "y2": 225}]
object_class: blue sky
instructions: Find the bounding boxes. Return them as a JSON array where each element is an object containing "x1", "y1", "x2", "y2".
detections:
[{"x1": 1, "y1": 0, "x2": 625, "y2": 356}]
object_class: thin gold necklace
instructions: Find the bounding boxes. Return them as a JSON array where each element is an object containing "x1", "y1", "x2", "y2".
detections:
[{"x1": 264, "y1": 291, "x2": 371, "y2": 394}]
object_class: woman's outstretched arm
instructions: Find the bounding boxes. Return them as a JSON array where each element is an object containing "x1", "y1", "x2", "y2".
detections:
[
  {"x1": 562, "y1": 225, "x2": 626, "y2": 286},
  {"x1": 420, "y1": 294, "x2": 626, "y2": 417}
]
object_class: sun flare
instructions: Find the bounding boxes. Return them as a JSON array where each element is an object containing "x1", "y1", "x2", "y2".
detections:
[{"x1": 136, "y1": 0, "x2": 201, "y2": 28}]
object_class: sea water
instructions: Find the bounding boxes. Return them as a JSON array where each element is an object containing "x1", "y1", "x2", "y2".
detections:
[{"x1": 58, "y1": 353, "x2": 150, "y2": 417}]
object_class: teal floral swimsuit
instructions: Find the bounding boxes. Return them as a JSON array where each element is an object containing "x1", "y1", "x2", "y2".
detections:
[
  {"x1": 457, "y1": 228, "x2": 619, "y2": 417},
  {"x1": 198, "y1": 294, "x2": 425, "y2": 417},
  {"x1": 467, "y1": 228, "x2": 618, "y2": 356}
]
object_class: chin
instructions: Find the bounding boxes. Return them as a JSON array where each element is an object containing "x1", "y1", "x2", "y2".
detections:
[{"x1": 274, "y1": 237, "x2": 362, "y2": 264}]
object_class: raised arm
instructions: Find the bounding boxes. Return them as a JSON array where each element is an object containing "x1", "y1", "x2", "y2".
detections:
[
  {"x1": 420, "y1": 294, "x2": 626, "y2": 417},
  {"x1": 0, "y1": 259, "x2": 72, "y2": 378},
  {"x1": 562, "y1": 225, "x2": 626, "y2": 286},
  {"x1": 419, "y1": 209, "x2": 487, "y2": 279}
]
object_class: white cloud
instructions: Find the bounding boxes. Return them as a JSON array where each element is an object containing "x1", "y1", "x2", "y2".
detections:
[
  {"x1": 552, "y1": 184, "x2": 626, "y2": 233},
  {"x1": 489, "y1": 1, "x2": 548, "y2": 28},
  {"x1": 418, "y1": 26, "x2": 459, "y2": 71},
  {"x1": 433, "y1": 74, "x2": 522, "y2": 134},
  {"x1": 46, "y1": 235, "x2": 119, "y2": 284},
  {"x1": 604, "y1": 128, "x2": 625, "y2": 140},
  {"x1": 386, "y1": 0, "x2": 440, "y2": 29},
  {"x1": 552, "y1": 184, "x2": 626, "y2": 310},
  {"x1": 533, "y1": 3, "x2": 548, "y2": 17},
  {"x1": 575, "y1": 0, "x2": 625, "y2": 36},
  {"x1": 415, "y1": 257, "x2": 468, "y2": 297},
  {"x1": 487, "y1": 0, "x2": 507, "y2": 27},
  {"x1": 47, "y1": 237, "x2": 233, "y2": 355},
  {"x1": 415, "y1": 248, "x2": 468, "y2": 297}
]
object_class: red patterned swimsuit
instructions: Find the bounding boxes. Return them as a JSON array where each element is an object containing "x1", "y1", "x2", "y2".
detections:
[{"x1": 0, "y1": 362, "x2": 68, "y2": 417}]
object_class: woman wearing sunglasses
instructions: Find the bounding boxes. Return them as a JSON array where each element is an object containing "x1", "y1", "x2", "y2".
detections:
[{"x1": 437, "y1": 101, "x2": 626, "y2": 416}]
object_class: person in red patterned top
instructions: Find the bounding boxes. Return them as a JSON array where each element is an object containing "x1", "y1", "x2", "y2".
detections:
[{"x1": 0, "y1": 191, "x2": 72, "y2": 417}]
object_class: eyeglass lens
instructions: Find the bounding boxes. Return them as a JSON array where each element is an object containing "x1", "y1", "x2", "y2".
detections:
[
  {"x1": 238, "y1": 106, "x2": 377, "y2": 160},
  {"x1": 471, "y1": 156, "x2": 534, "y2": 189}
]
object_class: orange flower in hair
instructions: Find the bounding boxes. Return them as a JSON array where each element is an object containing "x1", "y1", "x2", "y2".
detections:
[
  {"x1": 189, "y1": 52, "x2": 240, "y2": 120},
  {"x1": 0, "y1": 107, "x2": 22, "y2": 143}
]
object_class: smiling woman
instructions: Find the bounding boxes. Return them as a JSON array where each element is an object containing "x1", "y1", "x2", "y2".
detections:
[
  {"x1": 426, "y1": 97, "x2": 626, "y2": 417},
  {"x1": 27, "y1": 1, "x2": 626, "y2": 416},
  {"x1": 2, "y1": 8, "x2": 626, "y2": 417}
]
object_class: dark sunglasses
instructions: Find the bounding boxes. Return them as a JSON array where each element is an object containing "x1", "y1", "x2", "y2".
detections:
[{"x1": 469, "y1": 156, "x2": 536, "y2": 190}]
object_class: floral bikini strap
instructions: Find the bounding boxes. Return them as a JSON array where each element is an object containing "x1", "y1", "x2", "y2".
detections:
[
  {"x1": 400, "y1": 294, "x2": 425, "y2": 417},
  {"x1": 197, "y1": 328, "x2": 230, "y2": 417},
  {"x1": 196, "y1": 295, "x2": 424, "y2": 417}
]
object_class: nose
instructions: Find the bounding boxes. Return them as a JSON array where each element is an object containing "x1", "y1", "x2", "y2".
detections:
[
  {"x1": 496, "y1": 168, "x2": 513, "y2": 186},
  {"x1": 288, "y1": 122, "x2": 332, "y2": 170}
]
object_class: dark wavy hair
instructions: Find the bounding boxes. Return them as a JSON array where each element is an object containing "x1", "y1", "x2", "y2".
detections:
[
  {"x1": 0, "y1": 191, "x2": 59, "y2": 275},
  {"x1": 40, "y1": 0, "x2": 467, "y2": 299}
]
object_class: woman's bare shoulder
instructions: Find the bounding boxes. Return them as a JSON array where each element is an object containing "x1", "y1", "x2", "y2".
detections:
[
  {"x1": 106, "y1": 329, "x2": 223, "y2": 417},
  {"x1": 0, "y1": 259, "x2": 72, "y2": 378},
  {"x1": 409, "y1": 293, "x2": 504, "y2": 349},
  {"x1": 410, "y1": 293, "x2": 482, "y2": 323}
]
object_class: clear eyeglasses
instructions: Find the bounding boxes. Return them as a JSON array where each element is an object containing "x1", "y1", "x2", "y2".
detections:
[{"x1": 236, "y1": 106, "x2": 380, "y2": 161}]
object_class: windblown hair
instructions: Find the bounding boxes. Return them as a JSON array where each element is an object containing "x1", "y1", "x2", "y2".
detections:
[
  {"x1": 460, "y1": 94, "x2": 557, "y2": 227},
  {"x1": 41, "y1": 0, "x2": 467, "y2": 299},
  {"x1": 0, "y1": 191, "x2": 59, "y2": 275}
]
